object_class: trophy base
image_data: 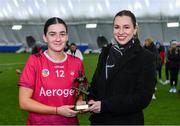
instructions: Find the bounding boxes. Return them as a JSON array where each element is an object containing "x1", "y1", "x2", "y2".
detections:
[{"x1": 75, "y1": 104, "x2": 89, "y2": 110}]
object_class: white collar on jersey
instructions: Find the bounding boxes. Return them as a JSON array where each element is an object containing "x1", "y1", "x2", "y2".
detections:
[{"x1": 43, "y1": 50, "x2": 68, "y2": 63}]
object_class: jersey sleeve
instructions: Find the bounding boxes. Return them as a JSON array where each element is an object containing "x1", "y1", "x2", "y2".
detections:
[
  {"x1": 79, "y1": 60, "x2": 85, "y2": 75},
  {"x1": 18, "y1": 55, "x2": 37, "y2": 89},
  {"x1": 80, "y1": 60, "x2": 88, "y2": 84}
]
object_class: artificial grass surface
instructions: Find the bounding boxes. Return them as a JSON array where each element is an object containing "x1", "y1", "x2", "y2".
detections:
[{"x1": 0, "y1": 53, "x2": 180, "y2": 125}]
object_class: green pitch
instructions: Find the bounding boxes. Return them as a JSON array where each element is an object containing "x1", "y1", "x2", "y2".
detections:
[{"x1": 0, "y1": 53, "x2": 180, "y2": 125}]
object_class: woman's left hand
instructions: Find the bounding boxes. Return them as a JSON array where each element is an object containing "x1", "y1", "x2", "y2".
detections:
[{"x1": 88, "y1": 100, "x2": 101, "y2": 113}]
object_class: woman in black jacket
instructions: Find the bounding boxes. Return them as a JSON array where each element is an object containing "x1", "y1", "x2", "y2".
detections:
[
  {"x1": 167, "y1": 41, "x2": 180, "y2": 93},
  {"x1": 87, "y1": 10, "x2": 156, "y2": 125}
]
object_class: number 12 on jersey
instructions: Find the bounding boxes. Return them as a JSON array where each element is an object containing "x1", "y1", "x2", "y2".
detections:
[{"x1": 55, "y1": 70, "x2": 65, "y2": 78}]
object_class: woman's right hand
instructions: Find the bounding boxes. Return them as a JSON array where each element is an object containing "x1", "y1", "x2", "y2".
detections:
[{"x1": 57, "y1": 105, "x2": 79, "y2": 117}]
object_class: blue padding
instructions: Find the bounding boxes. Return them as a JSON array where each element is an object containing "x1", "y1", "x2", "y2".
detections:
[
  {"x1": 0, "y1": 45, "x2": 22, "y2": 52},
  {"x1": 76, "y1": 43, "x2": 88, "y2": 53}
]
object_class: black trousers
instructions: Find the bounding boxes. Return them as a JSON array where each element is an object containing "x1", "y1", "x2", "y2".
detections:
[
  {"x1": 170, "y1": 68, "x2": 179, "y2": 87},
  {"x1": 165, "y1": 62, "x2": 169, "y2": 80},
  {"x1": 157, "y1": 64, "x2": 163, "y2": 79}
]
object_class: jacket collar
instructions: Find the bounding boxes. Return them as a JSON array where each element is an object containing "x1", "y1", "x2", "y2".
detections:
[{"x1": 106, "y1": 40, "x2": 142, "y2": 83}]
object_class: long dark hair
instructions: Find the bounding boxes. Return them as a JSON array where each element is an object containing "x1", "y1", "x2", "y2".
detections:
[
  {"x1": 114, "y1": 10, "x2": 139, "y2": 40},
  {"x1": 113, "y1": 10, "x2": 137, "y2": 28},
  {"x1": 44, "y1": 17, "x2": 68, "y2": 36}
]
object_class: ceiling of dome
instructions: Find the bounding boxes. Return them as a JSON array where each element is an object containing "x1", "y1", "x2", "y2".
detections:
[{"x1": 0, "y1": 0, "x2": 180, "y2": 24}]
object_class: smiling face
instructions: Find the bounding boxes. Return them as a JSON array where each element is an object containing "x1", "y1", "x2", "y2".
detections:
[
  {"x1": 113, "y1": 16, "x2": 137, "y2": 45},
  {"x1": 43, "y1": 23, "x2": 68, "y2": 53}
]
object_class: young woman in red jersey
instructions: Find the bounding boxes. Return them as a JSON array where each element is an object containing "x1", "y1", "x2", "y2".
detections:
[{"x1": 18, "y1": 17, "x2": 84, "y2": 125}]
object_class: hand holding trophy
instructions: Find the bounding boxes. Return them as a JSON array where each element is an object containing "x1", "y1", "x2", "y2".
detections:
[{"x1": 72, "y1": 71, "x2": 89, "y2": 111}]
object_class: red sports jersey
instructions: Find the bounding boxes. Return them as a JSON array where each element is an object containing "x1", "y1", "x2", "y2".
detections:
[{"x1": 19, "y1": 51, "x2": 84, "y2": 125}]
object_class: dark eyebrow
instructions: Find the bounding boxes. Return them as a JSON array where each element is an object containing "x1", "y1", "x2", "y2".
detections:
[
  {"x1": 114, "y1": 24, "x2": 131, "y2": 26},
  {"x1": 48, "y1": 31, "x2": 67, "y2": 34},
  {"x1": 114, "y1": 24, "x2": 119, "y2": 26},
  {"x1": 48, "y1": 31, "x2": 56, "y2": 34},
  {"x1": 60, "y1": 31, "x2": 66, "y2": 34},
  {"x1": 124, "y1": 24, "x2": 130, "y2": 26}
]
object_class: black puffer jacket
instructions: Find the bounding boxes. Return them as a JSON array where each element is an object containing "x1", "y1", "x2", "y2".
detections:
[{"x1": 167, "y1": 48, "x2": 180, "y2": 69}]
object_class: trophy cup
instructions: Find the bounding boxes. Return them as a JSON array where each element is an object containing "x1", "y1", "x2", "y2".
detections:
[{"x1": 72, "y1": 71, "x2": 89, "y2": 111}]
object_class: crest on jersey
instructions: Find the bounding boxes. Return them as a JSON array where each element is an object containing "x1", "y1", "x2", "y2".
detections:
[
  {"x1": 70, "y1": 71, "x2": 75, "y2": 76},
  {"x1": 42, "y1": 69, "x2": 49, "y2": 77}
]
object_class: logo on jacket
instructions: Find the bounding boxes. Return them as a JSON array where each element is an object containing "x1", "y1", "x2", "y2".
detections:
[{"x1": 42, "y1": 69, "x2": 49, "y2": 77}]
